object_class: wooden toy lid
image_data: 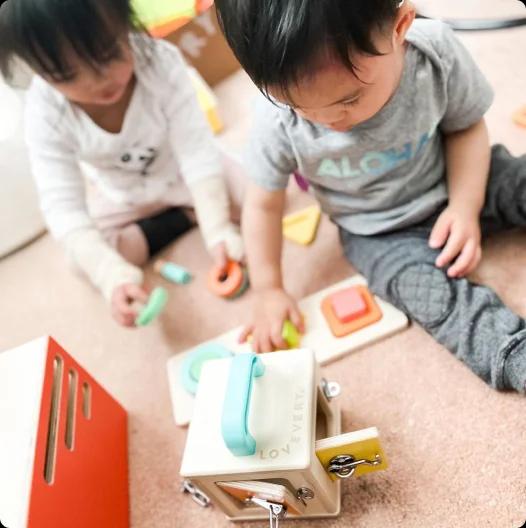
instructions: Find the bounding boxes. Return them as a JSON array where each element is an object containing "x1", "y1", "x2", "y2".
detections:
[{"x1": 181, "y1": 349, "x2": 317, "y2": 477}]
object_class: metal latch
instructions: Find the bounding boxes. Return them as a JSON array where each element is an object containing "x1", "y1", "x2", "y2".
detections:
[
  {"x1": 328, "y1": 454, "x2": 382, "y2": 479},
  {"x1": 296, "y1": 486, "x2": 315, "y2": 506},
  {"x1": 181, "y1": 480, "x2": 211, "y2": 508},
  {"x1": 321, "y1": 378, "x2": 341, "y2": 400},
  {"x1": 251, "y1": 498, "x2": 287, "y2": 528}
]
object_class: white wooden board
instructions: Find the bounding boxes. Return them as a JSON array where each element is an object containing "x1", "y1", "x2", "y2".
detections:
[{"x1": 167, "y1": 275, "x2": 409, "y2": 426}]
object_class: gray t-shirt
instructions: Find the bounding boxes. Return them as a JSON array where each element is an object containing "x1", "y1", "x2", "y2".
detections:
[{"x1": 245, "y1": 19, "x2": 494, "y2": 235}]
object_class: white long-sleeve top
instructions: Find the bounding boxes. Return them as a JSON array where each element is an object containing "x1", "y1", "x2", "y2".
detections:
[
  {"x1": 25, "y1": 36, "x2": 223, "y2": 240},
  {"x1": 23, "y1": 36, "x2": 242, "y2": 301}
]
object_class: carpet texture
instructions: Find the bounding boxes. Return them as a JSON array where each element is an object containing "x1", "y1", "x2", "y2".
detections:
[{"x1": 1, "y1": 3, "x2": 526, "y2": 526}]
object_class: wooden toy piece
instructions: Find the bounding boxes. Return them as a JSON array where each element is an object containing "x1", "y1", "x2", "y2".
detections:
[
  {"x1": 134, "y1": 0, "x2": 211, "y2": 37},
  {"x1": 513, "y1": 105, "x2": 526, "y2": 128},
  {"x1": 154, "y1": 259, "x2": 192, "y2": 285},
  {"x1": 321, "y1": 285, "x2": 382, "y2": 338},
  {"x1": 244, "y1": 320, "x2": 301, "y2": 351},
  {"x1": 315, "y1": 427, "x2": 388, "y2": 482},
  {"x1": 168, "y1": 275, "x2": 409, "y2": 427},
  {"x1": 0, "y1": 336, "x2": 129, "y2": 528},
  {"x1": 216, "y1": 481, "x2": 306, "y2": 516},
  {"x1": 135, "y1": 287, "x2": 168, "y2": 326},
  {"x1": 207, "y1": 260, "x2": 249, "y2": 299},
  {"x1": 282, "y1": 205, "x2": 321, "y2": 245},
  {"x1": 293, "y1": 170, "x2": 310, "y2": 192},
  {"x1": 180, "y1": 344, "x2": 233, "y2": 395},
  {"x1": 180, "y1": 350, "x2": 343, "y2": 521},
  {"x1": 188, "y1": 67, "x2": 224, "y2": 134},
  {"x1": 282, "y1": 320, "x2": 301, "y2": 348},
  {"x1": 330, "y1": 286, "x2": 368, "y2": 323},
  {"x1": 134, "y1": 0, "x2": 196, "y2": 28}
]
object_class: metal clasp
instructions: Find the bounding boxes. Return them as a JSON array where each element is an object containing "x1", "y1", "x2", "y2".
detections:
[
  {"x1": 251, "y1": 498, "x2": 287, "y2": 528},
  {"x1": 181, "y1": 480, "x2": 211, "y2": 508},
  {"x1": 328, "y1": 454, "x2": 382, "y2": 479},
  {"x1": 321, "y1": 378, "x2": 341, "y2": 401},
  {"x1": 296, "y1": 486, "x2": 315, "y2": 506}
]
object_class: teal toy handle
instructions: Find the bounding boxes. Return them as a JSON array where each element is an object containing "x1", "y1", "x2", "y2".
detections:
[{"x1": 221, "y1": 353, "x2": 265, "y2": 456}]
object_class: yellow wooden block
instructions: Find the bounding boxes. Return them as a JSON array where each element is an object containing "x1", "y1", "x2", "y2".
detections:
[
  {"x1": 205, "y1": 107, "x2": 223, "y2": 135},
  {"x1": 282, "y1": 320, "x2": 301, "y2": 348},
  {"x1": 282, "y1": 205, "x2": 321, "y2": 245},
  {"x1": 315, "y1": 427, "x2": 388, "y2": 481},
  {"x1": 188, "y1": 68, "x2": 224, "y2": 134}
]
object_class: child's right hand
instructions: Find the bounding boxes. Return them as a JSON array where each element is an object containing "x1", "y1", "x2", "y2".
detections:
[
  {"x1": 239, "y1": 288, "x2": 304, "y2": 353},
  {"x1": 211, "y1": 241, "x2": 230, "y2": 274},
  {"x1": 111, "y1": 283, "x2": 149, "y2": 327}
]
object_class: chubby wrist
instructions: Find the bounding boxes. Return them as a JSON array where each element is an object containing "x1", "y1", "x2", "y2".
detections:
[
  {"x1": 448, "y1": 197, "x2": 484, "y2": 217},
  {"x1": 252, "y1": 279, "x2": 284, "y2": 294}
]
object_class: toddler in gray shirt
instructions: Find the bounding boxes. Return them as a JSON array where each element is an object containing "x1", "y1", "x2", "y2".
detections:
[{"x1": 215, "y1": 0, "x2": 526, "y2": 393}]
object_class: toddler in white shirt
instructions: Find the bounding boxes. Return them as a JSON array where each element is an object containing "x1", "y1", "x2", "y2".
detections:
[{"x1": 0, "y1": 0, "x2": 244, "y2": 326}]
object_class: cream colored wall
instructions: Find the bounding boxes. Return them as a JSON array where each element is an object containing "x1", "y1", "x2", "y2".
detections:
[{"x1": 0, "y1": 75, "x2": 45, "y2": 258}]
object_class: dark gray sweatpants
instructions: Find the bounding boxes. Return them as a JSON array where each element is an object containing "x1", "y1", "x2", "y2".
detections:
[{"x1": 340, "y1": 145, "x2": 526, "y2": 393}]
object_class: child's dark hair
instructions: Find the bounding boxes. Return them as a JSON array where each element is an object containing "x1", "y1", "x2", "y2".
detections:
[
  {"x1": 0, "y1": 0, "x2": 147, "y2": 81},
  {"x1": 215, "y1": 0, "x2": 401, "y2": 102}
]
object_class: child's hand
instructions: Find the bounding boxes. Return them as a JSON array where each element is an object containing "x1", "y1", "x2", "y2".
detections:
[
  {"x1": 429, "y1": 206, "x2": 482, "y2": 278},
  {"x1": 111, "y1": 283, "x2": 149, "y2": 327},
  {"x1": 239, "y1": 288, "x2": 304, "y2": 353},
  {"x1": 211, "y1": 241, "x2": 229, "y2": 273},
  {"x1": 211, "y1": 227, "x2": 245, "y2": 269},
  {"x1": 212, "y1": 234, "x2": 246, "y2": 273}
]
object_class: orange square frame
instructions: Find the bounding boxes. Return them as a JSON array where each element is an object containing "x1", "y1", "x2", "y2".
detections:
[{"x1": 321, "y1": 285, "x2": 382, "y2": 338}]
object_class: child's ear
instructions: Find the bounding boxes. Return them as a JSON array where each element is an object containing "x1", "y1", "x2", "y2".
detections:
[{"x1": 392, "y1": 3, "x2": 416, "y2": 46}]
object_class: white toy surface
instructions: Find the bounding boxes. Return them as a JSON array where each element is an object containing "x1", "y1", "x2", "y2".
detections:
[
  {"x1": 168, "y1": 275, "x2": 409, "y2": 427},
  {"x1": 0, "y1": 337, "x2": 48, "y2": 528},
  {"x1": 180, "y1": 349, "x2": 343, "y2": 521},
  {"x1": 181, "y1": 349, "x2": 316, "y2": 477}
]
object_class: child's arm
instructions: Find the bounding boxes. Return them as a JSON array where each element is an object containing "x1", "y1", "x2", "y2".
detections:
[
  {"x1": 429, "y1": 118, "x2": 490, "y2": 278},
  {"x1": 25, "y1": 94, "x2": 146, "y2": 324},
  {"x1": 63, "y1": 227, "x2": 146, "y2": 317},
  {"x1": 238, "y1": 182, "x2": 304, "y2": 352},
  {"x1": 29, "y1": 155, "x2": 145, "y2": 303},
  {"x1": 161, "y1": 43, "x2": 242, "y2": 265},
  {"x1": 426, "y1": 23, "x2": 494, "y2": 278},
  {"x1": 187, "y1": 176, "x2": 244, "y2": 265}
]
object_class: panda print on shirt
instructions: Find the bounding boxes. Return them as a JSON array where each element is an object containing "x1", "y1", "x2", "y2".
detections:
[
  {"x1": 85, "y1": 138, "x2": 182, "y2": 206},
  {"x1": 118, "y1": 146, "x2": 159, "y2": 176}
]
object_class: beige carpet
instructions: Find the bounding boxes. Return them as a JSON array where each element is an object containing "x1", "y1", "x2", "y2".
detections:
[{"x1": 2, "y1": 7, "x2": 526, "y2": 527}]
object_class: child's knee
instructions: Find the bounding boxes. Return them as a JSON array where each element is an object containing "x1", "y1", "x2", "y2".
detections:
[
  {"x1": 387, "y1": 262, "x2": 455, "y2": 329},
  {"x1": 503, "y1": 342, "x2": 526, "y2": 394},
  {"x1": 106, "y1": 224, "x2": 149, "y2": 267}
]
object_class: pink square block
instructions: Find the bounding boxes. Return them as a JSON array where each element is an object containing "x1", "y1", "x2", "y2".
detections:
[{"x1": 330, "y1": 287, "x2": 368, "y2": 323}]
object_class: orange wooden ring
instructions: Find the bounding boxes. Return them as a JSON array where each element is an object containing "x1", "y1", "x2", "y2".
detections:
[
  {"x1": 207, "y1": 260, "x2": 244, "y2": 298},
  {"x1": 321, "y1": 285, "x2": 382, "y2": 338}
]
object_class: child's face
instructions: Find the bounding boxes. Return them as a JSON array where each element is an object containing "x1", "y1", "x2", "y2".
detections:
[
  {"x1": 41, "y1": 38, "x2": 135, "y2": 107},
  {"x1": 269, "y1": 13, "x2": 413, "y2": 132}
]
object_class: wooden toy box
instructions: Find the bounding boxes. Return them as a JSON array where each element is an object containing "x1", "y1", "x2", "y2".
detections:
[
  {"x1": 0, "y1": 337, "x2": 129, "y2": 528},
  {"x1": 180, "y1": 349, "x2": 343, "y2": 522}
]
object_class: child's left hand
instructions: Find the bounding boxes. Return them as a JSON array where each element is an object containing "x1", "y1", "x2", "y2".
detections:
[{"x1": 429, "y1": 206, "x2": 482, "y2": 278}]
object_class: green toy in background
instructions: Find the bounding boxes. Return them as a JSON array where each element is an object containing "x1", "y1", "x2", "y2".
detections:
[
  {"x1": 135, "y1": 287, "x2": 169, "y2": 327},
  {"x1": 133, "y1": 0, "x2": 213, "y2": 37}
]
